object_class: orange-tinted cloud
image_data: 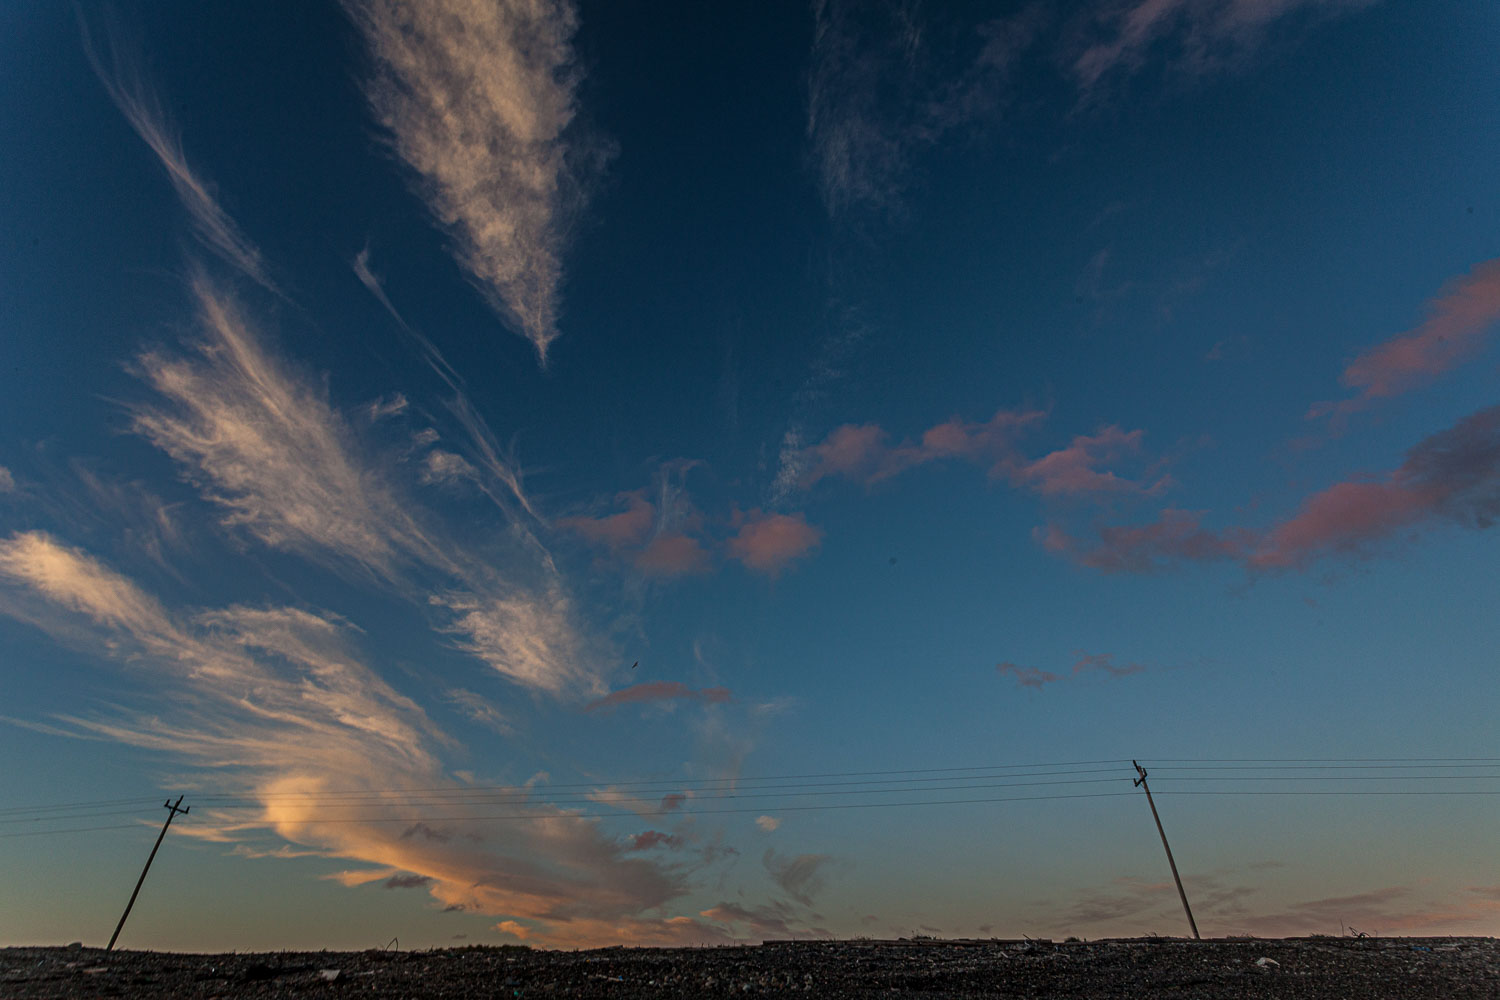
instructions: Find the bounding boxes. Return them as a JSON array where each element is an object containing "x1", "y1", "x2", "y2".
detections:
[
  {"x1": 583, "y1": 681, "x2": 733, "y2": 713},
  {"x1": 1312, "y1": 257, "x2": 1500, "y2": 423},
  {"x1": 0, "y1": 532, "x2": 742, "y2": 949},
  {"x1": 727, "y1": 511, "x2": 823, "y2": 576}
]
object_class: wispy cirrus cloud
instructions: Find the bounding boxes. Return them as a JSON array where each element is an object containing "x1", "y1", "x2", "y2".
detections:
[
  {"x1": 0, "y1": 532, "x2": 735, "y2": 949},
  {"x1": 1310, "y1": 257, "x2": 1500, "y2": 425},
  {"x1": 806, "y1": 0, "x2": 1043, "y2": 216},
  {"x1": 1048, "y1": 403, "x2": 1500, "y2": 572},
  {"x1": 130, "y1": 272, "x2": 600, "y2": 697},
  {"x1": 131, "y1": 274, "x2": 451, "y2": 581},
  {"x1": 352, "y1": 247, "x2": 543, "y2": 526},
  {"x1": 79, "y1": 14, "x2": 274, "y2": 290},
  {"x1": 583, "y1": 682, "x2": 733, "y2": 714},
  {"x1": 1072, "y1": 0, "x2": 1378, "y2": 94},
  {"x1": 345, "y1": 0, "x2": 601, "y2": 365},
  {"x1": 763, "y1": 848, "x2": 836, "y2": 908},
  {"x1": 431, "y1": 586, "x2": 600, "y2": 697}
]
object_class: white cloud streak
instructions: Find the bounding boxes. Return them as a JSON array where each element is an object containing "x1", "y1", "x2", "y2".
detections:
[
  {"x1": 353, "y1": 247, "x2": 544, "y2": 525},
  {"x1": 129, "y1": 272, "x2": 600, "y2": 698},
  {"x1": 130, "y1": 274, "x2": 446, "y2": 581},
  {"x1": 806, "y1": 0, "x2": 1042, "y2": 217},
  {"x1": 79, "y1": 13, "x2": 275, "y2": 291},
  {"x1": 1073, "y1": 0, "x2": 1377, "y2": 91},
  {"x1": 345, "y1": 0, "x2": 595, "y2": 365}
]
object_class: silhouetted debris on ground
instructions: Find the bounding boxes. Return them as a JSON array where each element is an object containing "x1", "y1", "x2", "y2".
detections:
[{"x1": 3, "y1": 937, "x2": 1496, "y2": 998}]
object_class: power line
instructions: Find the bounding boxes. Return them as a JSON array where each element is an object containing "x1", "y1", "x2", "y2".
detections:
[
  {"x1": 6, "y1": 756, "x2": 1497, "y2": 819},
  {"x1": 0, "y1": 822, "x2": 147, "y2": 839},
  {"x1": 0, "y1": 775, "x2": 1138, "y2": 824},
  {"x1": 194, "y1": 759, "x2": 1141, "y2": 801},
  {"x1": 5, "y1": 785, "x2": 1500, "y2": 839}
]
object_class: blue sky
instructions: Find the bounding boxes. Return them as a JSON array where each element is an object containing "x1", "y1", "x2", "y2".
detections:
[{"x1": 1, "y1": 0, "x2": 1498, "y2": 949}]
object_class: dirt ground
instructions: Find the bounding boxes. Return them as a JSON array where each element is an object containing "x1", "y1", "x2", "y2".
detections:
[{"x1": 3, "y1": 936, "x2": 1496, "y2": 998}]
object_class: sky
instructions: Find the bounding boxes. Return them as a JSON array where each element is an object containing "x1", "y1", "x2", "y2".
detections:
[{"x1": 1, "y1": 0, "x2": 1498, "y2": 950}]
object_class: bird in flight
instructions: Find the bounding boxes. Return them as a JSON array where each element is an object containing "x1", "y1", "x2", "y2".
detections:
[{"x1": 631, "y1": 660, "x2": 638, "y2": 669}]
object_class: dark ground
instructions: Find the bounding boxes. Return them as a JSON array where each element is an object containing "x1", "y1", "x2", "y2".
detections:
[{"x1": 3, "y1": 937, "x2": 1496, "y2": 998}]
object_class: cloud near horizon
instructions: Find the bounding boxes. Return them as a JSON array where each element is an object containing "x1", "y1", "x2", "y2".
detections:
[
  {"x1": 1046, "y1": 403, "x2": 1500, "y2": 572},
  {"x1": 345, "y1": 0, "x2": 597, "y2": 365},
  {"x1": 0, "y1": 531, "x2": 744, "y2": 949}
]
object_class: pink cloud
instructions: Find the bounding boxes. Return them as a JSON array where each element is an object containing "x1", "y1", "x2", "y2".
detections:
[
  {"x1": 793, "y1": 409, "x2": 1046, "y2": 490},
  {"x1": 997, "y1": 653, "x2": 1147, "y2": 691},
  {"x1": 584, "y1": 681, "x2": 733, "y2": 713},
  {"x1": 633, "y1": 533, "x2": 711, "y2": 576},
  {"x1": 1312, "y1": 257, "x2": 1500, "y2": 422},
  {"x1": 1050, "y1": 403, "x2": 1500, "y2": 573},
  {"x1": 628, "y1": 830, "x2": 684, "y2": 851},
  {"x1": 1012, "y1": 425, "x2": 1169, "y2": 497},
  {"x1": 996, "y1": 662, "x2": 1060, "y2": 690},
  {"x1": 1042, "y1": 508, "x2": 1250, "y2": 573},
  {"x1": 792, "y1": 411, "x2": 1167, "y2": 499},
  {"x1": 1254, "y1": 402, "x2": 1500, "y2": 567},
  {"x1": 1072, "y1": 652, "x2": 1147, "y2": 678},
  {"x1": 1248, "y1": 480, "x2": 1437, "y2": 569},
  {"x1": 557, "y1": 491, "x2": 654, "y2": 549},
  {"x1": 727, "y1": 510, "x2": 823, "y2": 576}
]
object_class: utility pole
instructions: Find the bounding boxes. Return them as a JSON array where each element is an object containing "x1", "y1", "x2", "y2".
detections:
[
  {"x1": 106, "y1": 796, "x2": 189, "y2": 952},
  {"x1": 1132, "y1": 761, "x2": 1199, "y2": 940}
]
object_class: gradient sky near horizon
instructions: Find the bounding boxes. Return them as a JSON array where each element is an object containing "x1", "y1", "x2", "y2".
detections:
[{"x1": 2, "y1": 0, "x2": 1498, "y2": 951}]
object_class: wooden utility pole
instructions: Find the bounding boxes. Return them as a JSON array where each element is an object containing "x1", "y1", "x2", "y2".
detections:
[
  {"x1": 106, "y1": 796, "x2": 189, "y2": 952},
  {"x1": 1132, "y1": 761, "x2": 1199, "y2": 940}
]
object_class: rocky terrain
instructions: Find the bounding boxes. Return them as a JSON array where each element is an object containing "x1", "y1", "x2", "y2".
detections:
[{"x1": 3, "y1": 936, "x2": 1496, "y2": 998}]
